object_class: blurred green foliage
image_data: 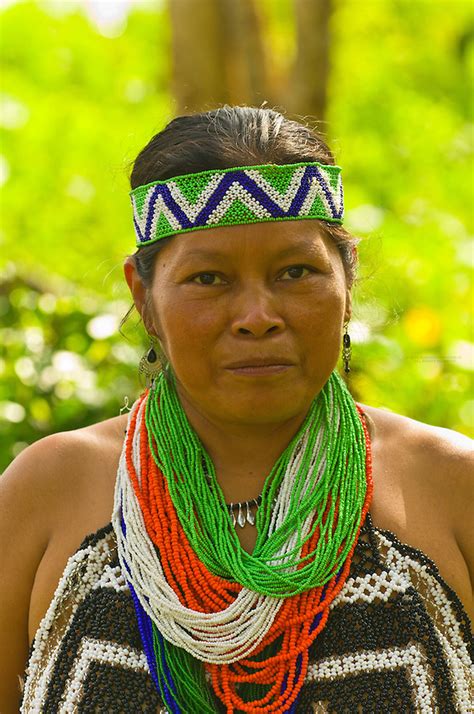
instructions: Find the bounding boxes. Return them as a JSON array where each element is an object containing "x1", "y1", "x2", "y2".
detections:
[
  {"x1": 1, "y1": 0, "x2": 473, "y2": 472},
  {"x1": 328, "y1": 0, "x2": 474, "y2": 433}
]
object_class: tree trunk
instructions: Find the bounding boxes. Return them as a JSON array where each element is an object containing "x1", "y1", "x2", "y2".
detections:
[
  {"x1": 167, "y1": 0, "x2": 330, "y2": 121},
  {"x1": 287, "y1": 0, "x2": 332, "y2": 121},
  {"x1": 220, "y1": 0, "x2": 272, "y2": 106},
  {"x1": 168, "y1": 0, "x2": 229, "y2": 112}
]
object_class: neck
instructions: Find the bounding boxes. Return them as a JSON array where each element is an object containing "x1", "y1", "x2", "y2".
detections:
[{"x1": 175, "y1": 386, "x2": 310, "y2": 504}]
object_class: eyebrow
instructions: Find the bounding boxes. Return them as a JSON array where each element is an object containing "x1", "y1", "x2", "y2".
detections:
[{"x1": 181, "y1": 241, "x2": 324, "y2": 261}]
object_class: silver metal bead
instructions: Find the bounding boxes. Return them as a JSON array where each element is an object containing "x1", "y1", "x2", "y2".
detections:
[
  {"x1": 237, "y1": 503, "x2": 246, "y2": 528},
  {"x1": 247, "y1": 501, "x2": 255, "y2": 526}
]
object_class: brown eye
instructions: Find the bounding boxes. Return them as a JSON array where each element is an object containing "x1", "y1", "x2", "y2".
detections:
[
  {"x1": 280, "y1": 266, "x2": 313, "y2": 280},
  {"x1": 192, "y1": 273, "x2": 223, "y2": 286}
]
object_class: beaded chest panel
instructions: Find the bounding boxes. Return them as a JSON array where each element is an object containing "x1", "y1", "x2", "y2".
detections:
[{"x1": 20, "y1": 514, "x2": 473, "y2": 713}]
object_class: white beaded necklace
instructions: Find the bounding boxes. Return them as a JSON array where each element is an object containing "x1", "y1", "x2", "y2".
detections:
[{"x1": 112, "y1": 382, "x2": 336, "y2": 664}]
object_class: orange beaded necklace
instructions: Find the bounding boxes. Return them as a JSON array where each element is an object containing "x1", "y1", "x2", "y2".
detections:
[{"x1": 114, "y1": 377, "x2": 373, "y2": 713}]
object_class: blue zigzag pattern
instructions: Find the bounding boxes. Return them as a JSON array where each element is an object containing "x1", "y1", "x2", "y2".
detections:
[{"x1": 132, "y1": 164, "x2": 344, "y2": 245}]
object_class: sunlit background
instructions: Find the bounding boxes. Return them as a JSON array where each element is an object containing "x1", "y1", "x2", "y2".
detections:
[{"x1": 1, "y1": 0, "x2": 473, "y2": 471}]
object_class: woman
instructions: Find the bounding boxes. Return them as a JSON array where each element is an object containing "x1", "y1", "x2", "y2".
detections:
[{"x1": 1, "y1": 106, "x2": 472, "y2": 713}]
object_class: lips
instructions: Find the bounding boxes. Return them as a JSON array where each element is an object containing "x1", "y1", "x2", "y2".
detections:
[{"x1": 224, "y1": 357, "x2": 294, "y2": 369}]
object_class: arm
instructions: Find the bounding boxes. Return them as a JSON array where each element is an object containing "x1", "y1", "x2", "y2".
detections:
[
  {"x1": 0, "y1": 433, "x2": 78, "y2": 712},
  {"x1": 419, "y1": 423, "x2": 474, "y2": 623},
  {"x1": 442, "y1": 429, "x2": 474, "y2": 621}
]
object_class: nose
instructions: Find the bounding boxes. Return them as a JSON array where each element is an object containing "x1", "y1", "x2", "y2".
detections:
[{"x1": 230, "y1": 284, "x2": 285, "y2": 337}]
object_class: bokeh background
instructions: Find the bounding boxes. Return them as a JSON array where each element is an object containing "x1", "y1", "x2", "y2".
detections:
[{"x1": 1, "y1": 0, "x2": 473, "y2": 472}]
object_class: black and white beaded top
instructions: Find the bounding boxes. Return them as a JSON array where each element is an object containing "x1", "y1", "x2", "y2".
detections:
[{"x1": 19, "y1": 510, "x2": 473, "y2": 713}]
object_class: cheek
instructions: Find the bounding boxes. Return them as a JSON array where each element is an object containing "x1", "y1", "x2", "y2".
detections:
[
  {"x1": 297, "y1": 282, "x2": 345, "y2": 328},
  {"x1": 158, "y1": 297, "x2": 220, "y2": 359}
]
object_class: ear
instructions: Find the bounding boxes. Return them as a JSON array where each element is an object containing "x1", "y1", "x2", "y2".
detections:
[
  {"x1": 124, "y1": 256, "x2": 147, "y2": 318},
  {"x1": 344, "y1": 287, "x2": 352, "y2": 324},
  {"x1": 124, "y1": 257, "x2": 163, "y2": 340}
]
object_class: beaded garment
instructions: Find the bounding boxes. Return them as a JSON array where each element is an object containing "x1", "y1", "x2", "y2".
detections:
[{"x1": 20, "y1": 513, "x2": 473, "y2": 712}]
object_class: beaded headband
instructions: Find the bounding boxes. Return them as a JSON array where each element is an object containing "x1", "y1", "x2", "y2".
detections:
[{"x1": 130, "y1": 161, "x2": 344, "y2": 246}]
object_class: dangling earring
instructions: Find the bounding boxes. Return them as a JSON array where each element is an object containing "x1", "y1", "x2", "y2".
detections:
[
  {"x1": 342, "y1": 321, "x2": 352, "y2": 374},
  {"x1": 138, "y1": 334, "x2": 162, "y2": 388},
  {"x1": 119, "y1": 395, "x2": 131, "y2": 415}
]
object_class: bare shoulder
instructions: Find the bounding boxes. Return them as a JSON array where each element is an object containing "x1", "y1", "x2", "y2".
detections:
[
  {"x1": 394, "y1": 412, "x2": 474, "y2": 560},
  {"x1": 2, "y1": 412, "x2": 128, "y2": 509},
  {"x1": 0, "y1": 412, "x2": 128, "y2": 590},
  {"x1": 361, "y1": 403, "x2": 473, "y2": 492},
  {"x1": 1, "y1": 428, "x2": 95, "y2": 527},
  {"x1": 78, "y1": 412, "x2": 129, "y2": 445},
  {"x1": 360, "y1": 403, "x2": 474, "y2": 604},
  {"x1": 362, "y1": 403, "x2": 473, "y2": 504},
  {"x1": 0, "y1": 414, "x2": 129, "y2": 710}
]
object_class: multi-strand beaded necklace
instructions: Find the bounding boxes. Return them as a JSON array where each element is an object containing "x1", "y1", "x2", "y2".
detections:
[{"x1": 113, "y1": 368, "x2": 372, "y2": 713}]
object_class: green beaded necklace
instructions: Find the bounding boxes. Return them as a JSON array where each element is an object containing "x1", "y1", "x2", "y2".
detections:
[{"x1": 144, "y1": 368, "x2": 367, "y2": 597}]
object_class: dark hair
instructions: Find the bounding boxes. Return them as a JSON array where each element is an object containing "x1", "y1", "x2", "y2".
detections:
[{"x1": 121, "y1": 106, "x2": 360, "y2": 366}]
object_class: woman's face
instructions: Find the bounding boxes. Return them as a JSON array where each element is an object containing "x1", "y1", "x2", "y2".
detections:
[{"x1": 126, "y1": 219, "x2": 351, "y2": 427}]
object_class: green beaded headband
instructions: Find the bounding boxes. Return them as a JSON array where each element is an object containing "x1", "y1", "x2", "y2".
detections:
[{"x1": 130, "y1": 161, "x2": 344, "y2": 246}]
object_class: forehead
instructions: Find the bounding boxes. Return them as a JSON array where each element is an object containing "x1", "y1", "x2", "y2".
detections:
[{"x1": 159, "y1": 219, "x2": 337, "y2": 262}]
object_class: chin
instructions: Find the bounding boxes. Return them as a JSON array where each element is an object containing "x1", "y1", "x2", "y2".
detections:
[{"x1": 221, "y1": 390, "x2": 312, "y2": 423}]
